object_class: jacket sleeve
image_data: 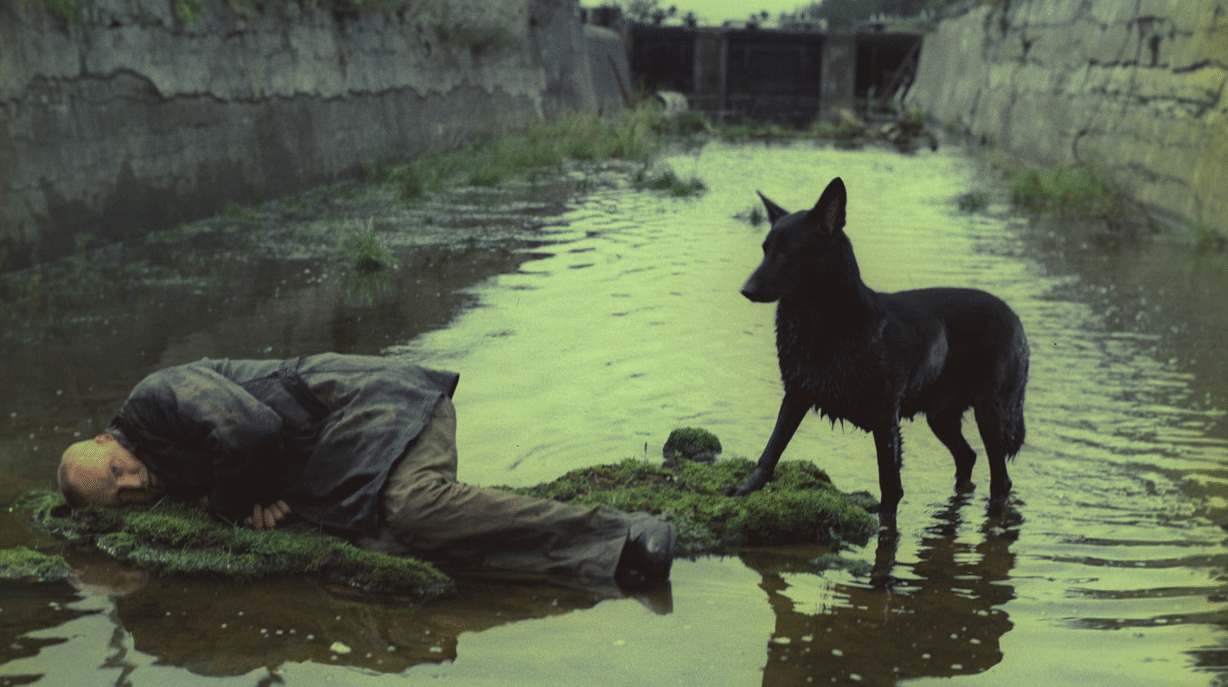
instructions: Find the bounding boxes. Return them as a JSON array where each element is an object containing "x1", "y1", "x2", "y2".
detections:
[{"x1": 119, "y1": 364, "x2": 289, "y2": 523}]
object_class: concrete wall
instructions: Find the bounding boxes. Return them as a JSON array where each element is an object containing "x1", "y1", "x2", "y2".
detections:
[
  {"x1": 0, "y1": 0, "x2": 600, "y2": 272},
  {"x1": 908, "y1": 0, "x2": 1227, "y2": 234},
  {"x1": 584, "y1": 24, "x2": 632, "y2": 113}
]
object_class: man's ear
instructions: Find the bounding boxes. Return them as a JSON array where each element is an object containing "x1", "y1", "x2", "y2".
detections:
[
  {"x1": 757, "y1": 191, "x2": 790, "y2": 224},
  {"x1": 806, "y1": 177, "x2": 847, "y2": 233},
  {"x1": 95, "y1": 433, "x2": 114, "y2": 444}
]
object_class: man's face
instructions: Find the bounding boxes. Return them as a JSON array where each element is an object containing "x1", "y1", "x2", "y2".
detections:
[{"x1": 59, "y1": 434, "x2": 163, "y2": 507}]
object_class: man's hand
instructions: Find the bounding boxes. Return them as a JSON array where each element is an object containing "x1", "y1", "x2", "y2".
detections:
[{"x1": 245, "y1": 500, "x2": 291, "y2": 530}]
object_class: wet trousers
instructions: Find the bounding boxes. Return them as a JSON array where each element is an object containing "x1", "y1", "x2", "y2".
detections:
[{"x1": 357, "y1": 396, "x2": 632, "y2": 581}]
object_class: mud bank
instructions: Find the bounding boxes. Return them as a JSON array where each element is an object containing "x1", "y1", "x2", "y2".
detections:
[
  {"x1": 0, "y1": 0, "x2": 623, "y2": 272},
  {"x1": 908, "y1": 0, "x2": 1227, "y2": 235}
]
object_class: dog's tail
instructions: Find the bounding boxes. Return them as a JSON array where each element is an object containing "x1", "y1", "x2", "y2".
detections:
[
  {"x1": 1001, "y1": 390, "x2": 1026, "y2": 460},
  {"x1": 999, "y1": 338, "x2": 1029, "y2": 460}
]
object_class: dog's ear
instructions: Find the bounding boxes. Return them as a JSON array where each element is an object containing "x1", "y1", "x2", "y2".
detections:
[
  {"x1": 756, "y1": 191, "x2": 790, "y2": 224},
  {"x1": 807, "y1": 177, "x2": 847, "y2": 233}
]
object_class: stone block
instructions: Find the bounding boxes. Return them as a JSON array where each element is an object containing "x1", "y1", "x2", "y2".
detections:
[{"x1": 908, "y1": 0, "x2": 1227, "y2": 237}]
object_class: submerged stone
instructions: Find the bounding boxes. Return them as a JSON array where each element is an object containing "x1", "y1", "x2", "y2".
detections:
[
  {"x1": 11, "y1": 490, "x2": 453, "y2": 601},
  {"x1": 512, "y1": 457, "x2": 878, "y2": 556}
]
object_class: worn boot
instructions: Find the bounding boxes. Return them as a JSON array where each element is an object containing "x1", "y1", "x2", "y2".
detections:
[{"x1": 615, "y1": 512, "x2": 675, "y2": 588}]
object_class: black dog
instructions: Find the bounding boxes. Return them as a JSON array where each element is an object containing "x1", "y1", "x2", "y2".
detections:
[{"x1": 729, "y1": 177, "x2": 1029, "y2": 524}]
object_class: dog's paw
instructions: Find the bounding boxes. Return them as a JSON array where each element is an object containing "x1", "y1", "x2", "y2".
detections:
[
  {"x1": 722, "y1": 483, "x2": 750, "y2": 497},
  {"x1": 724, "y1": 470, "x2": 769, "y2": 497}
]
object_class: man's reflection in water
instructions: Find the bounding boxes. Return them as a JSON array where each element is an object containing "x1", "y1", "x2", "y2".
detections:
[
  {"x1": 91, "y1": 566, "x2": 670, "y2": 677},
  {"x1": 746, "y1": 495, "x2": 1022, "y2": 685}
]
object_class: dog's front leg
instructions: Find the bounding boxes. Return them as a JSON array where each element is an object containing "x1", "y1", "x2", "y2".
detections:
[
  {"x1": 872, "y1": 422, "x2": 905, "y2": 528},
  {"x1": 727, "y1": 391, "x2": 809, "y2": 496}
]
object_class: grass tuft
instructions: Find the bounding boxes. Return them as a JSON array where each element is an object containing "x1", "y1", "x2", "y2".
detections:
[
  {"x1": 633, "y1": 168, "x2": 707, "y2": 197},
  {"x1": 339, "y1": 218, "x2": 398, "y2": 272},
  {"x1": 1008, "y1": 164, "x2": 1127, "y2": 218}
]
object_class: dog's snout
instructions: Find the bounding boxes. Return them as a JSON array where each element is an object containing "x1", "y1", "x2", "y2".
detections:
[{"x1": 741, "y1": 276, "x2": 774, "y2": 303}]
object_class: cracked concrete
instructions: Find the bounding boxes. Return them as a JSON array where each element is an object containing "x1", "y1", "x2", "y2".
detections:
[
  {"x1": 0, "y1": 0, "x2": 599, "y2": 272},
  {"x1": 909, "y1": 0, "x2": 1227, "y2": 234}
]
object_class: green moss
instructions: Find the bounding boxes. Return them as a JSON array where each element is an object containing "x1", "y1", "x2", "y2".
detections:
[
  {"x1": 662, "y1": 427, "x2": 722, "y2": 462},
  {"x1": 14, "y1": 491, "x2": 453, "y2": 600},
  {"x1": 512, "y1": 458, "x2": 877, "y2": 556},
  {"x1": 0, "y1": 546, "x2": 73, "y2": 583}
]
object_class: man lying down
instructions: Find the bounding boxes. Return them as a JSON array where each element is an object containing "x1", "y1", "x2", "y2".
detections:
[{"x1": 56, "y1": 352, "x2": 674, "y2": 589}]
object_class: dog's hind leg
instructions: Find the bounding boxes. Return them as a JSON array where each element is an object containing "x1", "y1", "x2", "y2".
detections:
[
  {"x1": 727, "y1": 391, "x2": 810, "y2": 496},
  {"x1": 926, "y1": 409, "x2": 977, "y2": 491},
  {"x1": 973, "y1": 402, "x2": 1015, "y2": 503},
  {"x1": 872, "y1": 422, "x2": 905, "y2": 527}
]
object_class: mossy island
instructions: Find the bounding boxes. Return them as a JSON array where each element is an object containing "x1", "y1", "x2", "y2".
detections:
[
  {"x1": 5, "y1": 428, "x2": 876, "y2": 594},
  {"x1": 511, "y1": 456, "x2": 878, "y2": 557},
  {"x1": 8, "y1": 490, "x2": 455, "y2": 601}
]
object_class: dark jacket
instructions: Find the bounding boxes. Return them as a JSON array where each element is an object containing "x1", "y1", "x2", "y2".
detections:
[{"x1": 107, "y1": 353, "x2": 459, "y2": 536}]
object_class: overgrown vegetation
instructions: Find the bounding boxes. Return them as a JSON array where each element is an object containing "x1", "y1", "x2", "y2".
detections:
[
  {"x1": 339, "y1": 218, "x2": 398, "y2": 273},
  {"x1": 378, "y1": 107, "x2": 705, "y2": 203},
  {"x1": 957, "y1": 156, "x2": 1158, "y2": 235},
  {"x1": 375, "y1": 105, "x2": 939, "y2": 208},
  {"x1": 511, "y1": 458, "x2": 878, "y2": 556},
  {"x1": 713, "y1": 108, "x2": 939, "y2": 153},
  {"x1": 1008, "y1": 164, "x2": 1129, "y2": 218}
]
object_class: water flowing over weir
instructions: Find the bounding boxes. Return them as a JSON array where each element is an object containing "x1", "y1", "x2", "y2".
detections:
[{"x1": 1, "y1": 142, "x2": 1225, "y2": 686}]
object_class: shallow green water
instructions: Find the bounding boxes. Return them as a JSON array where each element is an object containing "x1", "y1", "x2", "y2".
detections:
[{"x1": 1, "y1": 141, "x2": 1224, "y2": 686}]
